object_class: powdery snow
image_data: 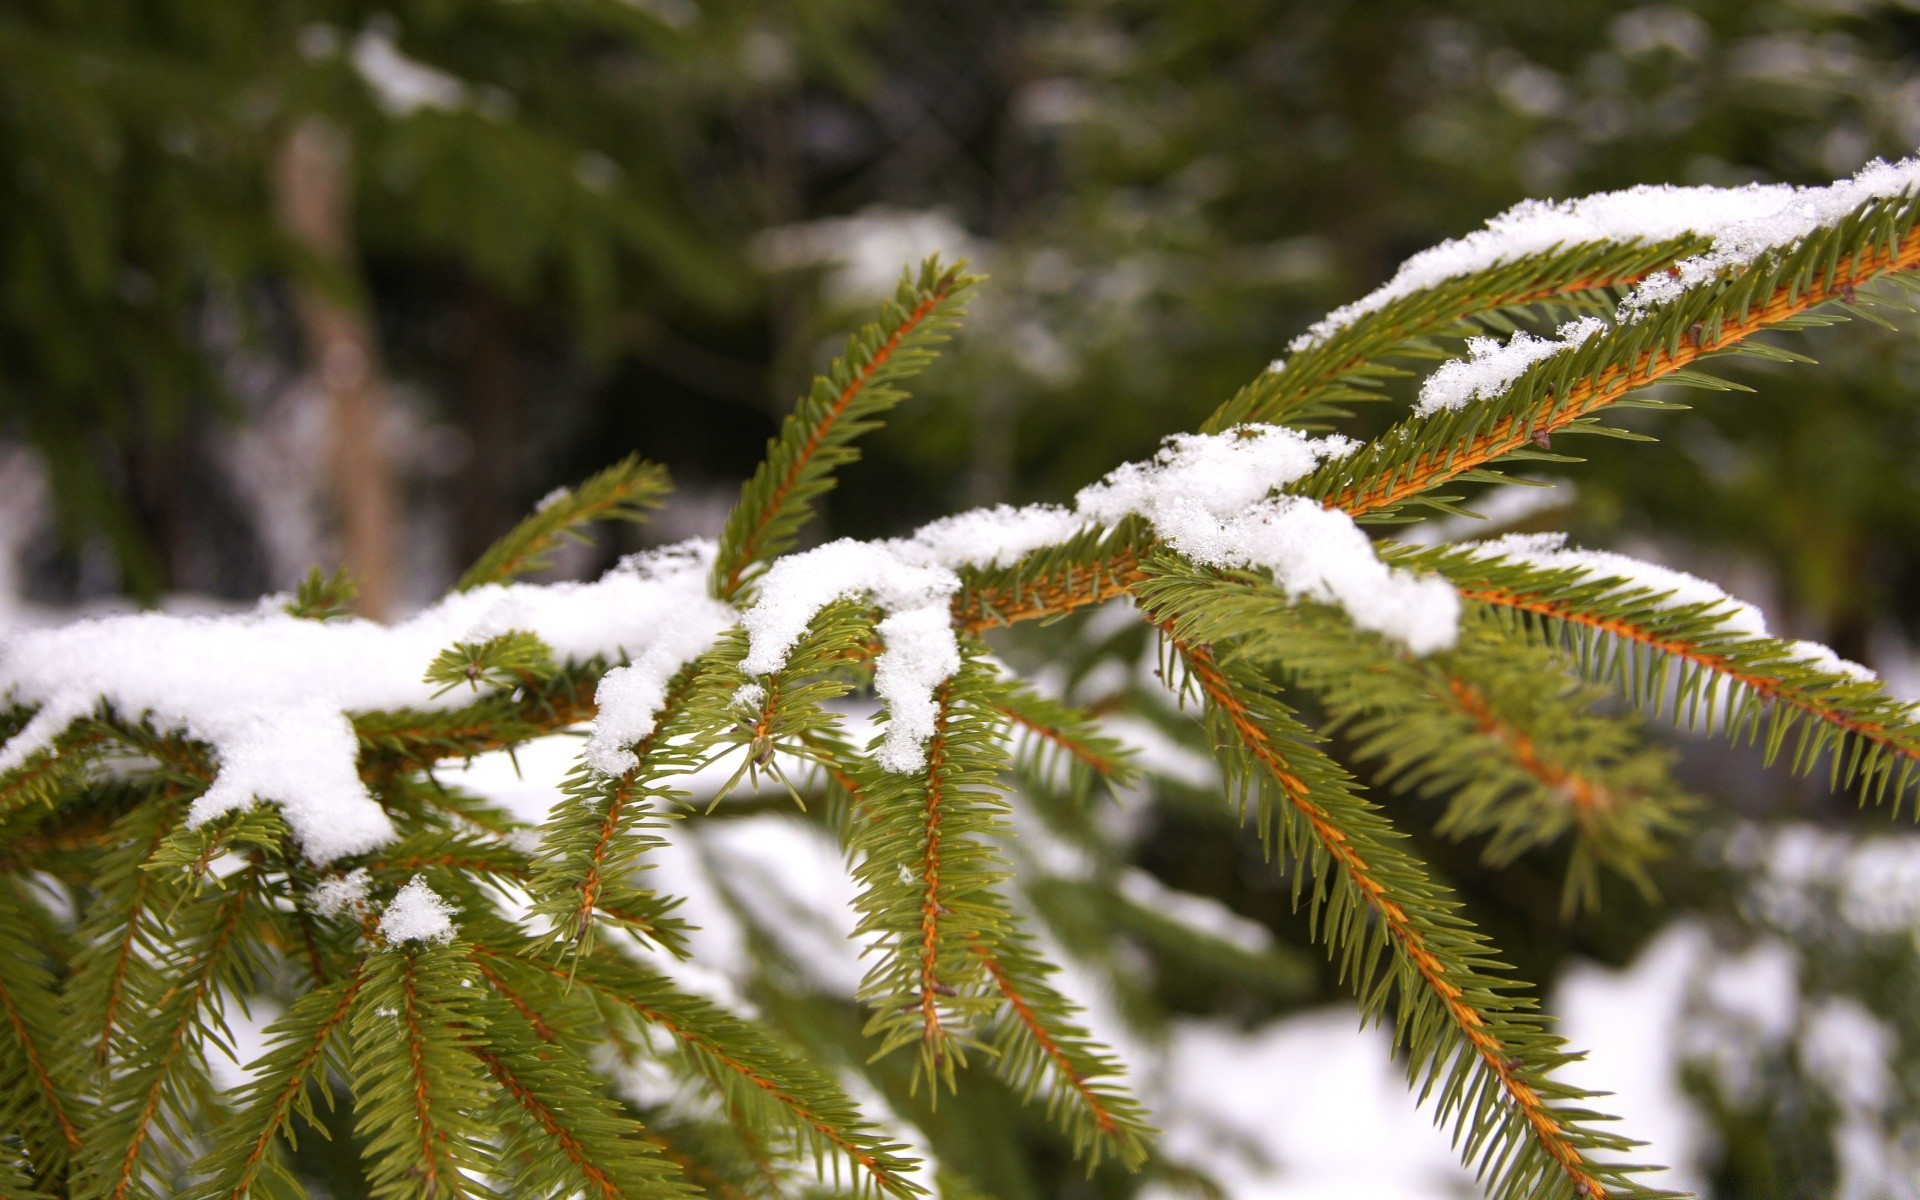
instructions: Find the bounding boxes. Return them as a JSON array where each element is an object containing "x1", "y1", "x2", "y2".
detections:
[
  {"x1": 735, "y1": 423, "x2": 1460, "y2": 774},
  {"x1": 1283, "y1": 155, "x2": 1920, "y2": 359},
  {"x1": 1077, "y1": 428, "x2": 1457, "y2": 653},
  {"x1": 0, "y1": 541, "x2": 731, "y2": 862},
  {"x1": 1621, "y1": 156, "x2": 1920, "y2": 316},
  {"x1": 379, "y1": 876, "x2": 457, "y2": 946},
  {"x1": 1469, "y1": 532, "x2": 1876, "y2": 682},
  {"x1": 869, "y1": 608, "x2": 964, "y2": 772},
  {"x1": 310, "y1": 867, "x2": 372, "y2": 919},
  {"x1": 4, "y1": 421, "x2": 1464, "y2": 834},
  {"x1": 1415, "y1": 317, "x2": 1606, "y2": 415}
]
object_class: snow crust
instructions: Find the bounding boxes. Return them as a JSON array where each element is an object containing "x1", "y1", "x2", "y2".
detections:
[
  {"x1": 0, "y1": 541, "x2": 730, "y2": 862},
  {"x1": 379, "y1": 876, "x2": 457, "y2": 946},
  {"x1": 1285, "y1": 155, "x2": 1920, "y2": 358},
  {"x1": 1470, "y1": 532, "x2": 1875, "y2": 681}
]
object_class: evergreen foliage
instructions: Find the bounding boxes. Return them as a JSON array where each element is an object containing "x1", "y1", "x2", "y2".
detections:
[{"x1": 7, "y1": 153, "x2": 1920, "y2": 1199}]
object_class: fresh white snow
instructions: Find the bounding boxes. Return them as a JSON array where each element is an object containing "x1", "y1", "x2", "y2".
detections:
[
  {"x1": 1283, "y1": 154, "x2": 1920, "y2": 360},
  {"x1": 1415, "y1": 317, "x2": 1606, "y2": 414},
  {"x1": 379, "y1": 876, "x2": 458, "y2": 945},
  {"x1": 0, "y1": 541, "x2": 731, "y2": 861}
]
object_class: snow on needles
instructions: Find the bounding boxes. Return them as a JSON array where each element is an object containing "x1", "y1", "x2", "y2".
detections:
[
  {"x1": 1416, "y1": 317, "x2": 1607, "y2": 415},
  {"x1": 2, "y1": 427, "x2": 1461, "y2": 839},
  {"x1": 1470, "y1": 533, "x2": 1875, "y2": 682},
  {"x1": 1283, "y1": 155, "x2": 1920, "y2": 360},
  {"x1": 0, "y1": 541, "x2": 732, "y2": 863},
  {"x1": 738, "y1": 424, "x2": 1459, "y2": 774},
  {"x1": 379, "y1": 876, "x2": 457, "y2": 946}
]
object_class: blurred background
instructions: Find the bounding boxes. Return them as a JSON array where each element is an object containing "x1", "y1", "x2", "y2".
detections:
[{"x1": 8, "y1": 0, "x2": 1920, "y2": 1196}]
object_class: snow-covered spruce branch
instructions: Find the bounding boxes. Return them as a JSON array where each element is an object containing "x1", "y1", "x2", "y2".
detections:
[{"x1": 5, "y1": 154, "x2": 1920, "y2": 1198}]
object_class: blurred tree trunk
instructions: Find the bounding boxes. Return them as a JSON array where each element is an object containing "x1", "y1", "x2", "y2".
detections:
[
  {"x1": 454, "y1": 286, "x2": 519, "y2": 572},
  {"x1": 272, "y1": 117, "x2": 399, "y2": 619}
]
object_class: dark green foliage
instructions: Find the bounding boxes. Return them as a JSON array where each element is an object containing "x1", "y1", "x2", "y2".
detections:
[
  {"x1": 1135, "y1": 559, "x2": 1663, "y2": 1200},
  {"x1": 1162, "y1": 562, "x2": 1690, "y2": 910},
  {"x1": 843, "y1": 650, "x2": 1017, "y2": 1087},
  {"x1": 1403, "y1": 541, "x2": 1920, "y2": 817}
]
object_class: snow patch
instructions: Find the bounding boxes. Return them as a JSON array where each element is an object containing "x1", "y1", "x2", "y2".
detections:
[
  {"x1": 380, "y1": 876, "x2": 457, "y2": 946},
  {"x1": 0, "y1": 541, "x2": 729, "y2": 862},
  {"x1": 1286, "y1": 154, "x2": 1920, "y2": 355},
  {"x1": 1415, "y1": 317, "x2": 1606, "y2": 415}
]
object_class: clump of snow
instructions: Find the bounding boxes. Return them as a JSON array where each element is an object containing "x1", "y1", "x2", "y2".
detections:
[
  {"x1": 737, "y1": 540, "x2": 965, "y2": 774},
  {"x1": 740, "y1": 541, "x2": 960, "y2": 678},
  {"x1": 870, "y1": 608, "x2": 964, "y2": 772},
  {"x1": 1469, "y1": 533, "x2": 1876, "y2": 681},
  {"x1": 1284, "y1": 155, "x2": 1920, "y2": 357},
  {"x1": 311, "y1": 867, "x2": 372, "y2": 919},
  {"x1": 887, "y1": 504, "x2": 1088, "y2": 571},
  {"x1": 379, "y1": 876, "x2": 457, "y2": 946},
  {"x1": 585, "y1": 588, "x2": 738, "y2": 775},
  {"x1": 732, "y1": 682, "x2": 767, "y2": 712},
  {"x1": 0, "y1": 541, "x2": 731, "y2": 862},
  {"x1": 1077, "y1": 427, "x2": 1458, "y2": 654},
  {"x1": 1415, "y1": 317, "x2": 1606, "y2": 415}
]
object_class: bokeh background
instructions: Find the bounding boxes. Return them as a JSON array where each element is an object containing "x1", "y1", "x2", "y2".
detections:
[{"x1": 8, "y1": 1, "x2": 1920, "y2": 1196}]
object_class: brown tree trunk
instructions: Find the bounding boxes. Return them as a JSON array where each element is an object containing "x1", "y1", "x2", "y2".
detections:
[
  {"x1": 272, "y1": 117, "x2": 399, "y2": 620},
  {"x1": 453, "y1": 287, "x2": 520, "y2": 572}
]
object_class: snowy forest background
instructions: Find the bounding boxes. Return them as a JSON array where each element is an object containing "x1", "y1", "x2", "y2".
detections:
[{"x1": 7, "y1": 1, "x2": 1920, "y2": 1196}]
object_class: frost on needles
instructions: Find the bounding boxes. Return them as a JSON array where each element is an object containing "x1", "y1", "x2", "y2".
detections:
[{"x1": 7, "y1": 164, "x2": 1920, "y2": 1200}]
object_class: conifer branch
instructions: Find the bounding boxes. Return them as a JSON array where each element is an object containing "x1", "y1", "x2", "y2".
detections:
[
  {"x1": 1202, "y1": 240, "x2": 1702, "y2": 432},
  {"x1": 970, "y1": 932, "x2": 1153, "y2": 1170},
  {"x1": 485, "y1": 944, "x2": 925, "y2": 1198},
  {"x1": 711, "y1": 260, "x2": 976, "y2": 601},
  {"x1": 1136, "y1": 560, "x2": 1658, "y2": 1199},
  {"x1": 1428, "y1": 561, "x2": 1920, "y2": 812},
  {"x1": 1157, "y1": 564, "x2": 1686, "y2": 902},
  {"x1": 1298, "y1": 202, "x2": 1920, "y2": 520},
  {"x1": 850, "y1": 652, "x2": 1013, "y2": 1088},
  {"x1": 185, "y1": 971, "x2": 365, "y2": 1200},
  {"x1": 531, "y1": 664, "x2": 718, "y2": 953},
  {"x1": 469, "y1": 1001, "x2": 696, "y2": 1200},
  {"x1": 456, "y1": 456, "x2": 672, "y2": 592},
  {"x1": 0, "y1": 882, "x2": 82, "y2": 1180},
  {"x1": 1166, "y1": 636, "x2": 1617, "y2": 1198},
  {"x1": 993, "y1": 685, "x2": 1137, "y2": 790},
  {"x1": 348, "y1": 944, "x2": 496, "y2": 1200},
  {"x1": 89, "y1": 871, "x2": 259, "y2": 1200}
]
